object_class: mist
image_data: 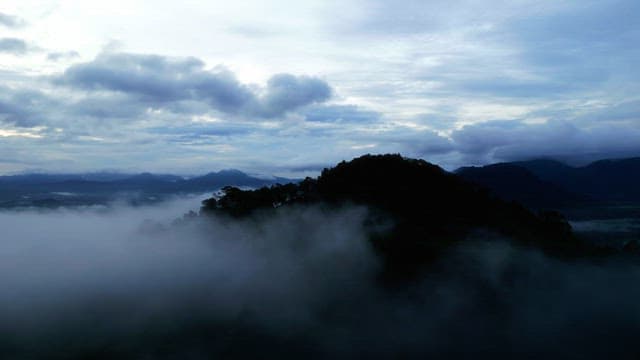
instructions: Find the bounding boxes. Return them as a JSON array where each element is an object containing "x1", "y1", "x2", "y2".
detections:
[{"x1": 1, "y1": 198, "x2": 639, "y2": 358}]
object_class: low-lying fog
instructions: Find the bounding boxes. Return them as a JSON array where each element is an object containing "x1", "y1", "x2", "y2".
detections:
[
  {"x1": 571, "y1": 218, "x2": 640, "y2": 234},
  {"x1": 1, "y1": 196, "x2": 639, "y2": 359}
]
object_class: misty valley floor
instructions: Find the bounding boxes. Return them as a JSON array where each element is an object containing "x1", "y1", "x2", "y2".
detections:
[{"x1": 0, "y1": 196, "x2": 639, "y2": 359}]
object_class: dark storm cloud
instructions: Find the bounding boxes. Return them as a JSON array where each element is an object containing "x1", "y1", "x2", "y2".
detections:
[
  {"x1": 0, "y1": 12, "x2": 25, "y2": 28},
  {"x1": 0, "y1": 38, "x2": 28, "y2": 55},
  {"x1": 57, "y1": 53, "x2": 332, "y2": 118}
]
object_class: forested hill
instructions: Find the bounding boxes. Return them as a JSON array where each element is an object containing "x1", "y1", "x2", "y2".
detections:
[
  {"x1": 201, "y1": 154, "x2": 615, "y2": 278},
  {"x1": 457, "y1": 157, "x2": 640, "y2": 206},
  {"x1": 456, "y1": 163, "x2": 588, "y2": 209}
]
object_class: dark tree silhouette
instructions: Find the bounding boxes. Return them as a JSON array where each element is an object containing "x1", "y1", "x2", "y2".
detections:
[{"x1": 201, "y1": 154, "x2": 616, "y2": 280}]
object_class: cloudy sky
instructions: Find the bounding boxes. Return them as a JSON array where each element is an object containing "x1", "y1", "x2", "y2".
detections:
[{"x1": 1, "y1": 0, "x2": 639, "y2": 175}]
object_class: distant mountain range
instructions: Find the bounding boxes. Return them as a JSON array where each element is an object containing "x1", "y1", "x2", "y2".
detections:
[
  {"x1": 0, "y1": 170, "x2": 297, "y2": 208},
  {"x1": 456, "y1": 157, "x2": 640, "y2": 208},
  {"x1": 3, "y1": 156, "x2": 640, "y2": 210}
]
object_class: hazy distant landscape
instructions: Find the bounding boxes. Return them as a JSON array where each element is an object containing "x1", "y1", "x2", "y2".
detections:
[
  {"x1": 0, "y1": 169, "x2": 295, "y2": 209},
  {"x1": 5, "y1": 156, "x2": 639, "y2": 250}
]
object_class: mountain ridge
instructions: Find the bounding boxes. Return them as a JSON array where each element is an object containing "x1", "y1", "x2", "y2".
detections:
[
  {"x1": 457, "y1": 156, "x2": 640, "y2": 206},
  {"x1": 200, "y1": 154, "x2": 614, "y2": 280}
]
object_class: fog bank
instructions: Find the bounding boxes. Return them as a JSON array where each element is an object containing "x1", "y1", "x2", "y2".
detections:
[{"x1": 0, "y1": 198, "x2": 639, "y2": 358}]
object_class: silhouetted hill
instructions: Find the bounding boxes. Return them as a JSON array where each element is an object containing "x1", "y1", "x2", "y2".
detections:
[
  {"x1": 118, "y1": 173, "x2": 184, "y2": 183},
  {"x1": 511, "y1": 159, "x2": 576, "y2": 185},
  {"x1": 183, "y1": 169, "x2": 293, "y2": 192},
  {"x1": 201, "y1": 154, "x2": 607, "y2": 279},
  {"x1": 456, "y1": 163, "x2": 587, "y2": 209},
  {"x1": 464, "y1": 157, "x2": 640, "y2": 203},
  {"x1": 578, "y1": 158, "x2": 640, "y2": 200}
]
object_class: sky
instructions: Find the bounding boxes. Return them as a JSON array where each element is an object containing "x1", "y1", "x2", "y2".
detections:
[{"x1": 0, "y1": 0, "x2": 639, "y2": 176}]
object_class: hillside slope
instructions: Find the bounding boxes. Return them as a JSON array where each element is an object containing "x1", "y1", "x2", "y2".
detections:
[
  {"x1": 456, "y1": 163, "x2": 587, "y2": 209},
  {"x1": 202, "y1": 154, "x2": 607, "y2": 279}
]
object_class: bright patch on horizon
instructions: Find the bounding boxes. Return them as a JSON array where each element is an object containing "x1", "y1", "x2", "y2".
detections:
[{"x1": 0, "y1": 128, "x2": 43, "y2": 139}]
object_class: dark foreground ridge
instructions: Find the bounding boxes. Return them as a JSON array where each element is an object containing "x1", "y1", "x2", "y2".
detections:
[{"x1": 202, "y1": 154, "x2": 615, "y2": 278}]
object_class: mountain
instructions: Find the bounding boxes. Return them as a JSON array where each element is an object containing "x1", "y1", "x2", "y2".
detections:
[
  {"x1": 510, "y1": 159, "x2": 576, "y2": 184},
  {"x1": 464, "y1": 157, "x2": 640, "y2": 203},
  {"x1": 183, "y1": 169, "x2": 293, "y2": 192},
  {"x1": 571, "y1": 158, "x2": 640, "y2": 201},
  {"x1": 0, "y1": 169, "x2": 297, "y2": 208},
  {"x1": 201, "y1": 154, "x2": 608, "y2": 280},
  {"x1": 456, "y1": 163, "x2": 588, "y2": 209},
  {"x1": 0, "y1": 173, "x2": 85, "y2": 185}
]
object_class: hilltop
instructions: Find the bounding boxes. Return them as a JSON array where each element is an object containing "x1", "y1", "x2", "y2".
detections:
[{"x1": 201, "y1": 154, "x2": 610, "y2": 279}]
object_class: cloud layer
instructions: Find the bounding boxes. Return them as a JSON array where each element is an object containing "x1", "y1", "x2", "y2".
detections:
[
  {"x1": 0, "y1": 1, "x2": 638, "y2": 174},
  {"x1": 57, "y1": 53, "x2": 332, "y2": 118}
]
